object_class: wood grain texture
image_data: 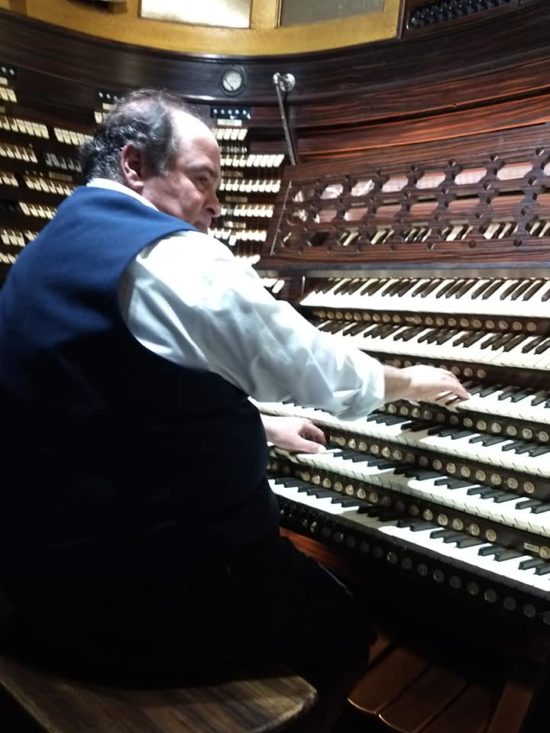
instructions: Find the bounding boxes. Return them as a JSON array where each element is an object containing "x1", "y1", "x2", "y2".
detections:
[{"x1": 0, "y1": 655, "x2": 316, "y2": 733}]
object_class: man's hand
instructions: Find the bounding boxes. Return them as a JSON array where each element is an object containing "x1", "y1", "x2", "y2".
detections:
[
  {"x1": 261, "y1": 415, "x2": 326, "y2": 453},
  {"x1": 384, "y1": 364, "x2": 470, "y2": 404}
]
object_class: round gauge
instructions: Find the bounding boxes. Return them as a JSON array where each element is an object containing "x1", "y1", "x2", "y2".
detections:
[{"x1": 220, "y1": 66, "x2": 246, "y2": 95}]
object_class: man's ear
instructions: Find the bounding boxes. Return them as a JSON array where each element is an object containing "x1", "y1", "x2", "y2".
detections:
[{"x1": 120, "y1": 144, "x2": 147, "y2": 192}]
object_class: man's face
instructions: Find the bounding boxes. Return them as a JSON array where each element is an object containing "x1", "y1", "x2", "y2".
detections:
[{"x1": 140, "y1": 112, "x2": 222, "y2": 233}]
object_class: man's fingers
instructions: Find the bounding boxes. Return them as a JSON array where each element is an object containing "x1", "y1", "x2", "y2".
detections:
[
  {"x1": 301, "y1": 422, "x2": 326, "y2": 445},
  {"x1": 296, "y1": 437, "x2": 326, "y2": 454}
]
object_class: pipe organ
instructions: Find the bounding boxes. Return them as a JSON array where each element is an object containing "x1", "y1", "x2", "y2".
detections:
[
  {"x1": 1, "y1": 1, "x2": 550, "y2": 729},
  {"x1": 258, "y1": 123, "x2": 550, "y2": 730}
]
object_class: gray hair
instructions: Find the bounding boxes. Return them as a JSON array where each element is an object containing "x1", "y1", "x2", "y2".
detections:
[{"x1": 80, "y1": 89, "x2": 208, "y2": 182}]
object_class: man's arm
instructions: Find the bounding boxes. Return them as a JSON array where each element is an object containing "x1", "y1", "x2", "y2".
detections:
[{"x1": 121, "y1": 231, "x2": 469, "y2": 419}]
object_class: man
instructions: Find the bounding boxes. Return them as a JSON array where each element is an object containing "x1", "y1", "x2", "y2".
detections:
[{"x1": 0, "y1": 89, "x2": 468, "y2": 729}]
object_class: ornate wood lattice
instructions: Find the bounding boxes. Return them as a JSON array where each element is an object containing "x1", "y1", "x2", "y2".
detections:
[{"x1": 265, "y1": 126, "x2": 550, "y2": 269}]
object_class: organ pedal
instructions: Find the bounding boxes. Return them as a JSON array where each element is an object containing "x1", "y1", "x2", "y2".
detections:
[{"x1": 349, "y1": 637, "x2": 540, "y2": 733}]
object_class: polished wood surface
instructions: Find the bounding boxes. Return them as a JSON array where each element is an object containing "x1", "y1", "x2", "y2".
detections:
[{"x1": 263, "y1": 117, "x2": 550, "y2": 270}]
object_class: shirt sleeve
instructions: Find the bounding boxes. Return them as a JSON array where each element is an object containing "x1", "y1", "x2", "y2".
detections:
[{"x1": 118, "y1": 230, "x2": 385, "y2": 420}]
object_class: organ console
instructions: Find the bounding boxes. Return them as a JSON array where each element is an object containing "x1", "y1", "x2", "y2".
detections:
[
  {"x1": 1, "y1": 2, "x2": 549, "y2": 728},
  {"x1": 257, "y1": 122, "x2": 550, "y2": 730}
]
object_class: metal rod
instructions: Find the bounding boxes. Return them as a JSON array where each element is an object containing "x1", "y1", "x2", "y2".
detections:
[{"x1": 273, "y1": 72, "x2": 297, "y2": 166}]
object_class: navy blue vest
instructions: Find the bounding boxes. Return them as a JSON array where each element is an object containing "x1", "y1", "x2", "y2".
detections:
[{"x1": 0, "y1": 186, "x2": 278, "y2": 573}]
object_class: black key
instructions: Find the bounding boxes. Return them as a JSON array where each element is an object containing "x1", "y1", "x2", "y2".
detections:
[
  {"x1": 513, "y1": 442, "x2": 538, "y2": 455},
  {"x1": 468, "y1": 434, "x2": 506, "y2": 446},
  {"x1": 418, "y1": 328, "x2": 439, "y2": 344},
  {"x1": 442, "y1": 532, "x2": 468, "y2": 544},
  {"x1": 465, "y1": 382, "x2": 485, "y2": 396},
  {"x1": 531, "y1": 392, "x2": 550, "y2": 406},
  {"x1": 530, "y1": 504, "x2": 550, "y2": 514},
  {"x1": 345, "y1": 322, "x2": 370, "y2": 336},
  {"x1": 304, "y1": 489, "x2": 338, "y2": 499},
  {"x1": 504, "y1": 333, "x2": 525, "y2": 353},
  {"x1": 479, "y1": 383, "x2": 499, "y2": 397},
  {"x1": 497, "y1": 385, "x2": 521, "y2": 401},
  {"x1": 480, "y1": 333, "x2": 502, "y2": 350},
  {"x1": 394, "y1": 468, "x2": 440, "y2": 481},
  {"x1": 470, "y1": 280, "x2": 493, "y2": 298},
  {"x1": 444, "y1": 278, "x2": 467, "y2": 298},
  {"x1": 522, "y1": 335, "x2": 546, "y2": 353},
  {"x1": 436, "y1": 329, "x2": 460, "y2": 345},
  {"x1": 455, "y1": 331, "x2": 485, "y2": 348},
  {"x1": 456, "y1": 279, "x2": 477, "y2": 297},
  {"x1": 380, "y1": 280, "x2": 402, "y2": 296},
  {"x1": 528, "y1": 444, "x2": 550, "y2": 457},
  {"x1": 332, "y1": 498, "x2": 361, "y2": 507},
  {"x1": 408, "y1": 520, "x2": 437, "y2": 532},
  {"x1": 510, "y1": 280, "x2": 533, "y2": 301},
  {"x1": 492, "y1": 492, "x2": 522, "y2": 504},
  {"x1": 456, "y1": 536, "x2": 486, "y2": 548},
  {"x1": 493, "y1": 547, "x2": 523, "y2": 562},
  {"x1": 435, "y1": 280, "x2": 459, "y2": 298},
  {"x1": 420, "y1": 279, "x2": 443, "y2": 297},
  {"x1": 372, "y1": 460, "x2": 400, "y2": 470},
  {"x1": 400, "y1": 326, "x2": 426, "y2": 342},
  {"x1": 274, "y1": 478, "x2": 306, "y2": 488},
  {"x1": 499, "y1": 280, "x2": 522, "y2": 300},
  {"x1": 410, "y1": 280, "x2": 432, "y2": 296},
  {"x1": 518, "y1": 557, "x2": 546, "y2": 570},
  {"x1": 534, "y1": 338, "x2": 550, "y2": 355},
  {"x1": 521, "y1": 279, "x2": 545, "y2": 301},
  {"x1": 478, "y1": 545, "x2": 500, "y2": 557},
  {"x1": 490, "y1": 333, "x2": 515, "y2": 350},
  {"x1": 430, "y1": 528, "x2": 452, "y2": 539},
  {"x1": 395, "y1": 279, "x2": 414, "y2": 296},
  {"x1": 448, "y1": 428, "x2": 475, "y2": 440},
  {"x1": 434, "y1": 477, "x2": 477, "y2": 490},
  {"x1": 318, "y1": 278, "x2": 337, "y2": 294},
  {"x1": 401, "y1": 421, "x2": 430, "y2": 432},
  {"x1": 363, "y1": 278, "x2": 389, "y2": 295},
  {"x1": 332, "y1": 279, "x2": 352, "y2": 295},
  {"x1": 481, "y1": 279, "x2": 505, "y2": 299},
  {"x1": 467, "y1": 487, "x2": 501, "y2": 498},
  {"x1": 516, "y1": 499, "x2": 543, "y2": 510},
  {"x1": 357, "y1": 505, "x2": 383, "y2": 517},
  {"x1": 509, "y1": 388, "x2": 534, "y2": 403}
]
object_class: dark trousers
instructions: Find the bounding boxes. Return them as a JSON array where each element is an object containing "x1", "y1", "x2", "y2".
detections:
[{"x1": 2, "y1": 535, "x2": 375, "y2": 690}]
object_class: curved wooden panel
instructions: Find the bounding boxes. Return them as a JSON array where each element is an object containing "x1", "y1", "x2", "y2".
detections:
[{"x1": 0, "y1": 0, "x2": 400, "y2": 56}]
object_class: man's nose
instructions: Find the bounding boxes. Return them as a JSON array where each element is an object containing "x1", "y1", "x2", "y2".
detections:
[{"x1": 207, "y1": 194, "x2": 222, "y2": 219}]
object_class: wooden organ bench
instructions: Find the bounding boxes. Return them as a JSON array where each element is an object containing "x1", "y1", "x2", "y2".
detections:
[
  {"x1": 0, "y1": 652, "x2": 317, "y2": 732},
  {"x1": 0, "y1": 589, "x2": 316, "y2": 733}
]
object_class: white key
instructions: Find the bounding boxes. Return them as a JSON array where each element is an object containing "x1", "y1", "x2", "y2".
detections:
[
  {"x1": 302, "y1": 276, "x2": 550, "y2": 319},
  {"x1": 379, "y1": 524, "x2": 550, "y2": 593},
  {"x1": 271, "y1": 477, "x2": 550, "y2": 594}
]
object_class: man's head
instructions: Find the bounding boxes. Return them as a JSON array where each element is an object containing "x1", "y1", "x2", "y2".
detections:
[{"x1": 81, "y1": 89, "x2": 221, "y2": 232}]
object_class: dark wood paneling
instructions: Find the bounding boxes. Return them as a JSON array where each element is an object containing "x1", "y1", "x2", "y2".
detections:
[
  {"x1": 298, "y1": 93, "x2": 550, "y2": 157},
  {"x1": 1, "y1": 1, "x2": 550, "y2": 116}
]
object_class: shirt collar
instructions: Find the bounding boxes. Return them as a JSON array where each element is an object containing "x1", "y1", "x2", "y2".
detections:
[{"x1": 87, "y1": 178, "x2": 158, "y2": 211}]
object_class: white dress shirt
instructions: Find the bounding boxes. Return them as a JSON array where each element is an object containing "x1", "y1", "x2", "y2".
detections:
[{"x1": 89, "y1": 179, "x2": 385, "y2": 420}]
